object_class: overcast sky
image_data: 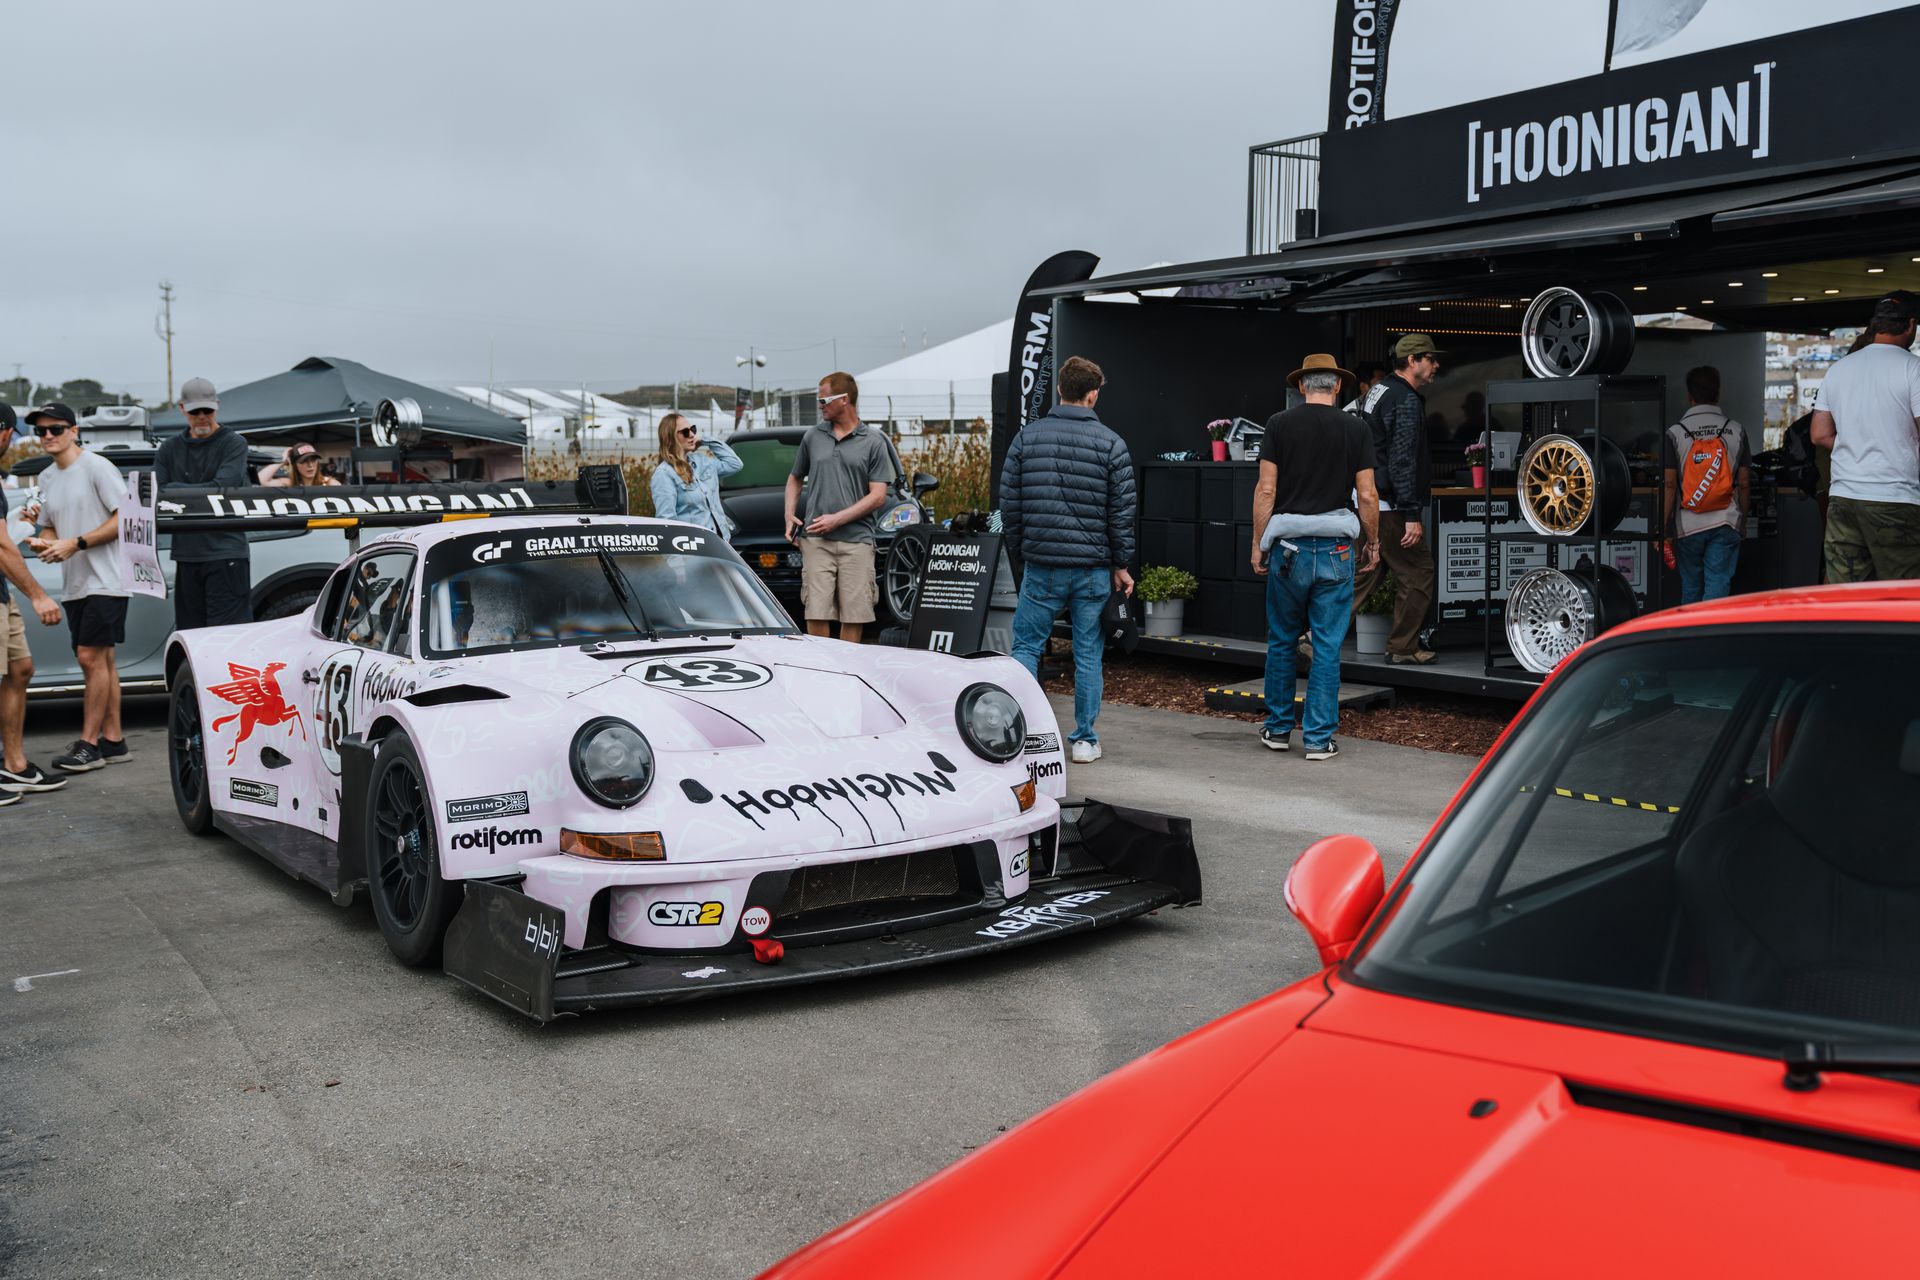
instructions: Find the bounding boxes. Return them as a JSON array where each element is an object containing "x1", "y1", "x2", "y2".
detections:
[{"x1": 6, "y1": 0, "x2": 1333, "y2": 402}]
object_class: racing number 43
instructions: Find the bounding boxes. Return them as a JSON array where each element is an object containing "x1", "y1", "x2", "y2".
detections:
[{"x1": 637, "y1": 658, "x2": 770, "y2": 690}]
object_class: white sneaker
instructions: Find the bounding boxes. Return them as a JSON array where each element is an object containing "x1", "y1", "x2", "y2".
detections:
[{"x1": 1070, "y1": 741, "x2": 1102, "y2": 764}]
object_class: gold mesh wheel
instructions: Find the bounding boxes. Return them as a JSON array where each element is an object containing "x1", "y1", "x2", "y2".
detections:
[{"x1": 1518, "y1": 434, "x2": 1597, "y2": 535}]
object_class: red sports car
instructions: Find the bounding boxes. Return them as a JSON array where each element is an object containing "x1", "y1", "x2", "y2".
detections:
[{"x1": 767, "y1": 585, "x2": 1920, "y2": 1276}]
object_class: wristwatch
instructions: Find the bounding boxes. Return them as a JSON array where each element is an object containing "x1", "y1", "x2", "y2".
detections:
[{"x1": 75, "y1": 535, "x2": 89, "y2": 551}]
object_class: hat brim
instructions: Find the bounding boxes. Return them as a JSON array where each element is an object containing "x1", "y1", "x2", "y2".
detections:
[
  {"x1": 180, "y1": 400, "x2": 219, "y2": 413},
  {"x1": 23, "y1": 411, "x2": 73, "y2": 428},
  {"x1": 1287, "y1": 364, "x2": 1356, "y2": 390}
]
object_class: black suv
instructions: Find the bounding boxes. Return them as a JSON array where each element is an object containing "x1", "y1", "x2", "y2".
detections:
[{"x1": 718, "y1": 427, "x2": 938, "y2": 628}]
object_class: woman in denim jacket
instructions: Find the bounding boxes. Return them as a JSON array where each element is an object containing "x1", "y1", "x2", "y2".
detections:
[{"x1": 649, "y1": 413, "x2": 743, "y2": 537}]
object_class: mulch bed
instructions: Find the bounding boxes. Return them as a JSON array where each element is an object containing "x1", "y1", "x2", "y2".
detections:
[{"x1": 1044, "y1": 650, "x2": 1516, "y2": 758}]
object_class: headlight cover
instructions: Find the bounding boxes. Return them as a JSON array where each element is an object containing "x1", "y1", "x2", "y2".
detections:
[
  {"x1": 571, "y1": 718, "x2": 654, "y2": 808},
  {"x1": 955, "y1": 683, "x2": 1026, "y2": 763}
]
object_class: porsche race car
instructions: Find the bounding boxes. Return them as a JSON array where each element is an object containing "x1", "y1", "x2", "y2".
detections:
[{"x1": 157, "y1": 468, "x2": 1200, "y2": 1020}]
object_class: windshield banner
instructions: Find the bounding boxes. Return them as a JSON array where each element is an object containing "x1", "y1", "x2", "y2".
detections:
[
  {"x1": 153, "y1": 466, "x2": 628, "y2": 532},
  {"x1": 119, "y1": 470, "x2": 166, "y2": 600}
]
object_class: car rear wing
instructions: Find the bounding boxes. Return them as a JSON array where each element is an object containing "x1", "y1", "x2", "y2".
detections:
[{"x1": 150, "y1": 465, "x2": 628, "y2": 533}]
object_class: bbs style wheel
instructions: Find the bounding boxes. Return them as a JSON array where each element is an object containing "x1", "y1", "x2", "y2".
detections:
[
  {"x1": 1521, "y1": 287, "x2": 1635, "y2": 378},
  {"x1": 1505, "y1": 564, "x2": 1637, "y2": 674},
  {"x1": 1516, "y1": 434, "x2": 1630, "y2": 536}
]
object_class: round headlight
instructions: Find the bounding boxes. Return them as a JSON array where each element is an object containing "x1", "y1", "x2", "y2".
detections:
[
  {"x1": 956, "y1": 683, "x2": 1026, "y2": 763},
  {"x1": 570, "y1": 718, "x2": 654, "y2": 808}
]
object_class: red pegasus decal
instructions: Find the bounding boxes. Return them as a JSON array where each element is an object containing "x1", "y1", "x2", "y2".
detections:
[{"x1": 208, "y1": 661, "x2": 309, "y2": 765}]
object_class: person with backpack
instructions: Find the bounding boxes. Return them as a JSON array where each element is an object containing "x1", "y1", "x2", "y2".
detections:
[
  {"x1": 1662, "y1": 365, "x2": 1751, "y2": 603},
  {"x1": 1350, "y1": 334, "x2": 1440, "y2": 663}
]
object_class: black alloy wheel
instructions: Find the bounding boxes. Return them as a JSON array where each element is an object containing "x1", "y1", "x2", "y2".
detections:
[
  {"x1": 365, "y1": 730, "x2": 460, "y2": 966},
  {"x1": 168, "y1": 671, "x2": 214, "y2": 835},
  {"x1": 882, "y1": 526, "x2": 934, "y2": 626},
  {"x1": 1520, "y1": 287, "x2": 1635, "y2": 379}
]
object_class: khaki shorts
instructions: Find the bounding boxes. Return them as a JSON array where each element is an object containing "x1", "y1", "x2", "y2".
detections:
[
  {"x1": 800, "y1": 537, "x2": 877, "y2": 624},
  {"x1": 3, "y1": 597, "x2": 27, "y2": 665}
]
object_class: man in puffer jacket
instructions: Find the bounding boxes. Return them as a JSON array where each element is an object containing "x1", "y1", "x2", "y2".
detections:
[{"x1": 1001, "y1": 356, "x2": 1135, "y2": 763}]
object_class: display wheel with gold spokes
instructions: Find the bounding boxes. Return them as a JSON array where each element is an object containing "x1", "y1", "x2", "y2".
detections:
[{"x1": 1516, "y1": 433, "x2": 1629, "y2": 537}]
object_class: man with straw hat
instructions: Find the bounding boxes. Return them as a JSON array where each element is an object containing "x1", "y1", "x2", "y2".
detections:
[{"x1": 1249, "y1": 353, "x2": 1380, "y2": 762}]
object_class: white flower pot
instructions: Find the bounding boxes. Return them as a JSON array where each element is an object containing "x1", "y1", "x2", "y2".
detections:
[
  {"x1": 1354, "y1": 612, "x2": 1390, "y2": 655},
  {"x1": 1142, "y1": 598, "x2": 1185, "y2": 638}
]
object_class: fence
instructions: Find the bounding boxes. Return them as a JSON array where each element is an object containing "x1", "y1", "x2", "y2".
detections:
[{"x1": 1247, "y1": 134, "x2": 1323, "y2": 255}]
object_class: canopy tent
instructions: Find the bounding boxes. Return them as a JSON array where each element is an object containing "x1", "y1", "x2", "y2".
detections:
[{"x1": 150, "y1": 356, "x2": 525, "y2": 445}]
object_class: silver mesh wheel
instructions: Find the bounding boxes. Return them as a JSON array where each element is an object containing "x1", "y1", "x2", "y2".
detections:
[{"x1": 1506, "y1": 564, "x2": 1638, "y2": 674}]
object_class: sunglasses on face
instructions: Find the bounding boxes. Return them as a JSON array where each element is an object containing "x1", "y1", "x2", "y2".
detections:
[
  {"x1": 33, "y1": 424, "x2": 69, "y2": 437},
  {"x1": 186, "y1": 407, "x2": 216, "y2": 417},
  {"x1": 817, "y1": 392, "x2": 848, "y2": 407},
  {"x1": 677, "y1": 427, "x2": 699, "y2": 438}
]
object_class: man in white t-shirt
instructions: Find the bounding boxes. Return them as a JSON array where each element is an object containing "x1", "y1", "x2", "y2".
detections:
[{"x1": 1811, "y1": 294, "x2": 1920, "y2": 583}]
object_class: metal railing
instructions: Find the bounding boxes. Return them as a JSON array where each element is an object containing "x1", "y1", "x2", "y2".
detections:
[{"x1": 1247, "y1": 134, "x2": 1323, "y2": 255}]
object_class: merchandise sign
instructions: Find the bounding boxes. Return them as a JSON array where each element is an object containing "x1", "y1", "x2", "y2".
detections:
[
  {"x1": 119, "y1": 471, "x2": 166, "y2": 600},
  {"x1": 906, "y1": 532, "x2": 1002, "y2": 654},
  {"x1": 1317, "y1": 8, "x2": 1920, "y2": 237}
]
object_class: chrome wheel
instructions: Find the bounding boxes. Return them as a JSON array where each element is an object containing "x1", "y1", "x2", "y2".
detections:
[{"x1": 1506, "y1": 564, "x2": 1637, "y2": 674}]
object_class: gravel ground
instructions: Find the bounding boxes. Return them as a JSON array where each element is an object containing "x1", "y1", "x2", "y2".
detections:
[{"x1": 1054, "y1": 651, "x2": 1517, "y2": 758}]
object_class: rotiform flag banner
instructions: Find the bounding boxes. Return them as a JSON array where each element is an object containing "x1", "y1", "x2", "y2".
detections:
[
  {"x1": 1328, "y1": 0, "x2": 1402, "y2": 132},
  {"x1": 1005, "y1": 250, "x2": 1100, "y2": 432}
]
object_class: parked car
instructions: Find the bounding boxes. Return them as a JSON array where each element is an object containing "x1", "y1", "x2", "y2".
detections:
[
  {"x1": 8, "y1": 446, "x2": 349, "y2": 696},
  {"x1": 161, "y1": 492, "x2": 1199, "y2": 1020},
  {"x1": 718, "y1": 427, "x2": 940, "y2": 628},
  {"x1": 767, "y1": 584, "x2": 1920, "y2": 1276}
]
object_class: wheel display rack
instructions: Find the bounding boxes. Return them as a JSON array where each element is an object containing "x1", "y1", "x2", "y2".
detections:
[{"x1": 1480, "y1": 375, "x2": 1668, "y2": 681}]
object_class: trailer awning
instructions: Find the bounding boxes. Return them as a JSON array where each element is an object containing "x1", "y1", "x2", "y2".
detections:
[{"x1": 1713, "y1": 170, "x2": 1920, "y2": 229}]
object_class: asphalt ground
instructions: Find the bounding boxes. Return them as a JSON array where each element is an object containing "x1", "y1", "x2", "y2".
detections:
[{"x1": 1, "y1": 694, "x2": 1474, "y2": 1280}]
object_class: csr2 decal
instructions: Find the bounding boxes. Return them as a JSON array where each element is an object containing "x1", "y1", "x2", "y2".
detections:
[
  {"x1": 208, "y1": 662, "x2": 309, "y2": 765},
  {"x1": 446, "y1": 792, "x2": 531, "y2": 824},
  {"x1": 648, "y1": 901, "x2": 726, "y2": 927}
]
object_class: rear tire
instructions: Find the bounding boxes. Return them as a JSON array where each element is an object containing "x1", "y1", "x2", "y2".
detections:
[
  {"x1": 168, "y1": 670, "x2": 214, "y2": 835},
  {"x1": 364, "y1": 730, "x2": 461, "y2": 967},
  {"x1": 258, "y1": 587, "x2": 321, "y2": 622}
]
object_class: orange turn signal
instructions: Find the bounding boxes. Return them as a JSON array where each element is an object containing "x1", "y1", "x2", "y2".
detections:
[
  {"x1": 1011, "y1": 779, "x2": 1036, "y2": 812},
  {"x1": 561, "y1": 829, "x2": 667, "y2": 861},
  {"x1": 757, "y1": 552, "x2": 779, "y2": 569}
]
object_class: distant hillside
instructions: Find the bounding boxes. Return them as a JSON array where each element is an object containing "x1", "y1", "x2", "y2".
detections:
[{"x1": 605, "y1": 383, "x2": 739, "y2": 408}]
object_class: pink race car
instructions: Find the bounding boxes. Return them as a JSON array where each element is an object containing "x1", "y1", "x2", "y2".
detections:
[{"x1": 158, "y1": 470, "x2": 1199, "y2": 1020}]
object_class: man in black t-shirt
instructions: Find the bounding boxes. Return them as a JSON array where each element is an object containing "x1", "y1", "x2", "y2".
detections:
[{"x1": 1249, "y1": 354, "x2": 1380, "y2": 761}]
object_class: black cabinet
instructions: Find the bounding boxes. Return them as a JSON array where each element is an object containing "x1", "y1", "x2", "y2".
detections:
[{"x1": 1140, "y1": 461, "x2": 1266, "y2": 641}]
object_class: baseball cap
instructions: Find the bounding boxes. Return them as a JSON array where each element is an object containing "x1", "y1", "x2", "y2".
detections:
[
  {"x1": 291, "y1": 443, "x2": 322, "y2": 461},
  {"x1": 1393, "y1": 334, "x2": 1445, "y2": 360},
  {"x1": 1876, "y1": 289, "x2": 1920, "y2": 321},
  {"x1": 0, "y1": 402, "x2": 15, "y2": 434},
  {"x1": 179, "y1": 377, "x2": 219, "y2": 413},
  {"x1": 24, "y1": 402, "x2": 78, "y2": 428}
]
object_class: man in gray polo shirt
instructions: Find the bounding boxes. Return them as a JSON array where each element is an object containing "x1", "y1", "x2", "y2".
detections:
[{"x1": 784, "y1": 372, "x2": 894, "y2": 644}]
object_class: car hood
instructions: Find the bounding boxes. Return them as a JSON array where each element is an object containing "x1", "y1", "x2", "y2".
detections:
[
  {"x1": 768, "y1": 987, "x2": 1920, "y2": 1277},
  {"x1": 721, "y1": 488, "x2": 787, "y2": 542}
]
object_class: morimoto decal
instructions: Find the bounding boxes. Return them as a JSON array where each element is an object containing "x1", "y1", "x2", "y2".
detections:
[
  {"x1": 449, "y1": 826, "x2": 543, "y2": 852},
  {"x1": 634, "y1": 657, "x2": 770, "y2": 691},
  {"x1": 647, "y1": 901, "x2": 725, "y2": 927},
  {"x1": 685, "y1": 751, "x2": 962, "y2": 840},
  {"x1": 524, "y1": 914, "x2": 561, "y2": 958},
  {"x1": 208, "y1": 661, "x2": 310, "y2": 766},
  {"x1": 1466, "y1": 62, "x2": 1772, "y2": 204},
  {"x1": 229, "y1": 778, "x2": 280, "y2": 807},
  {"x1": 975, "y1": 890, "x2": 1110, "y2": 940},
  {"x1": 1027, "y1": 758, "x2": 1063, "y2": 783},
  {"x1": 1023, "y1": 733, "x2": 1060, "y2": 755},
  {"x1": 446, "y1": 791, "x2": 530, "y2": 824},
  {"x1": 739, "y1": 906, "x2": 772, "y2": 937},
  {"x1": 204, "y1": 488, "x2": 536, "y2": 519}
]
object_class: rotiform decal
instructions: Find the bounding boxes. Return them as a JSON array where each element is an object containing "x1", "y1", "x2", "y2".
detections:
[
  {"x1": 229, "y1": 778, "x2": 280, "y2": 807},
  {"x1": 446, "y1": 791, "x2": 530, "y2": 823},
  {"x1": 975, "y1": 890, "x2": 1110, "y2": 940},
  {"x1": 450, "y1": 826, "x2": 543, "y2": 852},
  {"x1": 1027, "y1": 758, "x2": 1063, "y2": 783},
  {"x1": 1467, "y1": 63, "x2": 1771, "y2": 204}
]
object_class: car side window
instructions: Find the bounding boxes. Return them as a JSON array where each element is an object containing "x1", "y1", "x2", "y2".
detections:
[
  {"x1": 316, "y1": 566, "x2": 353, "y2": 637},
  {"x1": 338, "y1": 551, "x2": 415, "y2": 652}
]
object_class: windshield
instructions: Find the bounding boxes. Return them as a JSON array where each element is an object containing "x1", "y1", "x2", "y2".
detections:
[
  {"x1": 721, "y1": 439, "x2": 799, "y2": 490},
  {"x1": 1353, "y1": 631, "x2": 1920, "y2": 1059},
  {"x1": 422, "y1": 531, "x2": 793, "y2": 657}
]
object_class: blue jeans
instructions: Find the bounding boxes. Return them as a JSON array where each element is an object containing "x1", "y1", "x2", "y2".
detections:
[
  {"x1": 1675, "y1": 525, "x2": 1741, "y2": 603},
  {"x1": 1263, "y1": 537, "x2": 1355, "y2": 747},
  {"x1": 1010, "y1": 564, "x2": 1109, "y2": 744}
]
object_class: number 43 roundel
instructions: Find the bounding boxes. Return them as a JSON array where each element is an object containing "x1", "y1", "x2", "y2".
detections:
[{"x1": 633, "y1": 657, "x2": 772, "y2": 691}]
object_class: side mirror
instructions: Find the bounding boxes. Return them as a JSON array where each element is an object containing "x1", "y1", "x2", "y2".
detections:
[
  {"x1": 1284, "y1": 835, "x2": 1385, "y2": 968},
  {"x1": 912, "y1": 471, "x2": 940, "y2": 495}
]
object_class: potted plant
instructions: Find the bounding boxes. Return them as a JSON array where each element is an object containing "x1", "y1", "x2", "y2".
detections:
[
  {"x1": 1354, "y1": 571, "x2": 1395, "y2": 655},
  {"x1": 1206, "y1": 419, "x2": 1232, "y2": 462},
  {"x1": 1464, "y1": 441, "x2": 1488, "y2": 489},
  {"x1": 1136, "y1": 565, "x2": 1198, "y2": 637}
]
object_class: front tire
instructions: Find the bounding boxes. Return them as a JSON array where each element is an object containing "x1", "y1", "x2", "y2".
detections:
[
  {"x1": 168, "y1": 670, "x2": 214, "y2": 835},
  {"x1": 365, "y1": 730, "x2": 460, "y2": 967}
]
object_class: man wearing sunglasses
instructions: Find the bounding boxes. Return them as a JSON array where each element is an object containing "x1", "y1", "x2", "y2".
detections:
[
  {"x1": 155, "y1": 377, "x2": 253, "y2": 628},
  {"x1": 784, "y1": 372, "x2": 895, "y2": 644},
  {"x1": 0, "y1": 403, "x2": 68, "y2": 802},
  {"x1": 23, "y1": 404, "x2": 127, "y2": 771}
]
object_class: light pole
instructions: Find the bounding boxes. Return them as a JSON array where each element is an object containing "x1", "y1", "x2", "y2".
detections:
[{"x1": 735, "y1": 348, "x2": 767, "y2": 425}]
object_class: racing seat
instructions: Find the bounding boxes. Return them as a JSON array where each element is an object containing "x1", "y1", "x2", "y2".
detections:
[{"x1": 1674, "y1": 678, "x2": 1920, "y2": 1028}]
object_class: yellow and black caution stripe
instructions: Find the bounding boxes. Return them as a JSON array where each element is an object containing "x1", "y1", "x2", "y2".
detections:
[
  {"x1": 1520, "y1": 784, "x2": 1680, "y2": 814},
  {"x1": 1203, "y1": 684, "x2": 1394, "y2": 713}
]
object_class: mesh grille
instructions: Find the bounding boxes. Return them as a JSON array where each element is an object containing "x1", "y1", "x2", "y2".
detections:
[{"x1": 779, "y1": 849, "x2": 960, "y2": 917}]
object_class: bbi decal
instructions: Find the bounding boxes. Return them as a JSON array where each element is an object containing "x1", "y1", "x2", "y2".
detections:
[
  {"x1": 450, "y1": 826, "x2": 542, "y2": 852},
  {"x1": 523, "y1": 915, "x2": 561, "y2": 958},
  {"x1": 208, "y1": 662, "x2": 309, "y2": 765},
  {"x1": 974, "y1": 890, "x2": 1110, "y2": 940},
  {"x1": 648, "y1": 901, "x2": 725, "y2": 927},
  {"x1": 229, "y1": 778, "x2": 280, "y2": 807},
  {"x1": 447, "y1": 792, "x2": 531, "y2": 823}
]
